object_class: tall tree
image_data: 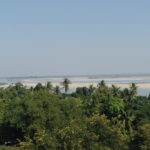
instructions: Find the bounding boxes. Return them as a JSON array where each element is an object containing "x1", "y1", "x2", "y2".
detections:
[
  {"x1": 61, "y1": 78, "x2": 71, "y2": 93},
  {"x1": 97, "y1": 80, "x2": 106, "y2": 88},
  {"x1": 122, "y1": 83, "x2": 138, "y2": 102},
  {"x1": 88, "y1": 84, "x2": 96, "y2": 95},
  {"x1": 111, "y1": 84, "x2": 121, "y2": 97},
  {"x1": 46, "y1": 82, "x2": 53, "y2": 90},
  {"x1": 129, "y1": 83, "x2": 138, "y2": 101},
  {"x1": 54, "y1": 85, "x2": 61, "y2": 95}
]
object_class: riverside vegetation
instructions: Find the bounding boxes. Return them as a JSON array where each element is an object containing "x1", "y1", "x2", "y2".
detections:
[{"x1": 0, "y1": 79, "x2": 150, "y2": 150}]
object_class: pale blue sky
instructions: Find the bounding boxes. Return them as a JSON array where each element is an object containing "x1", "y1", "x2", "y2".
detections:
[{"x1": 0, "y1": 0, "x2": 150, "y2": 77}]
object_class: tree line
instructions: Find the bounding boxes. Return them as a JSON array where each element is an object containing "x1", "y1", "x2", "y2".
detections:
[{"x1": 0, "y1": 79, "x2": 150, "y2": 150}]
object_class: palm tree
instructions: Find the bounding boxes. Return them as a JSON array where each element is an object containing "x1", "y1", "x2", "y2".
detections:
[
  {"x1": 111, "y1": 84, "x2": 121, "y2": 97},
  {"x1": 96, "y1": 80, "x2": 111, "y2": 101},
  {"x1": 129, "y1": 83, "x2": 138, "y2": 99},
  {"x1": 61, "y1": 78, "x2": 71, "y2": 93},
  {"x1": 122, "y1": 88, "x2": 130, "y2": 102},
  {"x1": 46, "y1": 81, "x2": 53, "y2": 90},
  {"x1": 122, "y1": 111, "x2": 135, "y2": 133},
  {"x1": 122, "y1": 83, "x2": 137, "y2": 102},
  {"x1": 88, "y1": 84, "x2": 95, "y2": 95},
  {"x1": 97, "y1": 80, "x2": 106, "y2": 88},
  {"x1": 54, "y1": 85, "x2": 61, "y2": 95}
]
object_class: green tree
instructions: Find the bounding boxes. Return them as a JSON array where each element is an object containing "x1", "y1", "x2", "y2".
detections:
[
  {"x1": 88, "y1": 84, "x2": 96, "y2": 95},
  {"x1": 111, "y1": 85, "x2": 121, "y2": 97},
  {"x1": 57, "y1": 120, "x2": 84, "y2": 150},
  {"x1": 46, "y1": 82, "x2": 53, "y2": 91},
  {"x1": 34, "y1": 83, "x2": 45, "y2": 91},
  {"x1": 129, "y1": 83, "x2": 138, "y2": 101},
  {"x1": 135, "y1": 123, "x2": 150, "y2": 150},
  {"x1": 122, "y1": 83, "x2": 138, "y2": 102},
  {"x1": 104, "y1": 97, "x2": 124, "y2": 118},
  {"x1": 20, "y1": 130, "x2": 57, "y2": 150},
  {"x1": 87, "y1": 114, "x2": 128, "y2": 150},
  {"x1": 92, "y1": 80, "x2": 110, "y2": 105},
  {"x1": 54, "y1": 85, "x2": 61, "y2": 95},
  {"x1": 61, "y1": 78, "x2": 71, "y2": 93}
]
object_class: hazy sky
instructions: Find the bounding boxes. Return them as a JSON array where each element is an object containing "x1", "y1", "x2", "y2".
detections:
[{"x1": 0, "y1": 0, "x2": 150, "y2": 77}]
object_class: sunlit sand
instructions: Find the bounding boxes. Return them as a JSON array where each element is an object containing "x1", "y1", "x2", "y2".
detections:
[{"x1": 1, "y1": 76, "x2": 150, "y2": 95}]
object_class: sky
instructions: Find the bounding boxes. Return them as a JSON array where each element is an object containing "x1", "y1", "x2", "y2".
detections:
[{"x1": 0, "y1": 0, "x2": 150, "y2": 77}]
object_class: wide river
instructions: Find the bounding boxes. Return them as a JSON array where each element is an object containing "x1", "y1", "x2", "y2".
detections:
[{"x1": 1, "y1": 74, "x2": 150, "y2": 96}]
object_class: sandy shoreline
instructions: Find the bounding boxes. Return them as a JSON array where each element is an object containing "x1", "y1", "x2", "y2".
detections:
[
  {"x1": 1, "y1": 82, "x2": 150, "y2": 90},
  {"x1": 21, "y1": 76, "x2": 150, "y2": 89},
  {"x1": 1, "y1": 76, "x2": 150, "y2": 95}
]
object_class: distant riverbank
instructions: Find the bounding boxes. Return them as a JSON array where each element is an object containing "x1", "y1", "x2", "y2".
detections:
[{"x1": 1, "y1": 74, "x2": 150, "y2": 96}]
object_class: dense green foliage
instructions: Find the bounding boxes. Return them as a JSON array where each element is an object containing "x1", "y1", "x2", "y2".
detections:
[
  {"x1": 0, "y1": 146, "x2": 19, "y2": 150},
  {"x1": 0, "y1": 80, "x2": 149, "y2": 150}
]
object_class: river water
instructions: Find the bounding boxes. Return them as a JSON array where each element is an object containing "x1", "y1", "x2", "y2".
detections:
[{"x1": 0, "y1": 74, "x2": 150, "y2": 96}]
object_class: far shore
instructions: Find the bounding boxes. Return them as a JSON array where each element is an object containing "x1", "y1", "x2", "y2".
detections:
[
  {"x1": 1, "y1": 82, "x2": 150, "y2": 90},
  {"x1": 0, "y1": 76, "x2": 150, "y2": 95}
]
